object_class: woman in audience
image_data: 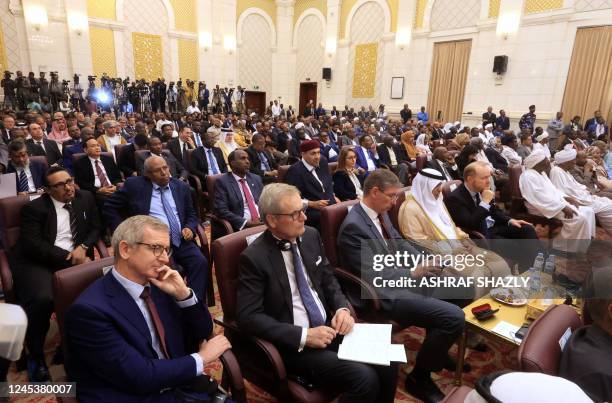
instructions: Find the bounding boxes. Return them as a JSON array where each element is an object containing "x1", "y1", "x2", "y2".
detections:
[
  {"x1": 398, "y1": 169, "x2": 512, "y2": 296},
  {"x1": 447, "y1": 132, "x2": 470, "y2": 152},
  {"x1": 456, "y1": 144, "x2": 479, "y2": 177},
  {"x1": 586, "y1": 145, "x2": 612, "y2": 191},
  {"x1": 333, "y1": 147, "x2": 365, "y2": 201}
]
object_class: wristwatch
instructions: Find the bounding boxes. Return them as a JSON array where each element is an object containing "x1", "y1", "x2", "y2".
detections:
[{"x1": 178, "y1": 288, "x2": 194, "y2": 301}]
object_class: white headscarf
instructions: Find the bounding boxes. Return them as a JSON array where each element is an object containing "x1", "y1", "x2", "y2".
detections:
[
  {"x1": 416, "y1": 133, "x2": 431, "y2": 155},
  {"x1": 411, "y1": 169, "x2": 457, "y2": 239},
  {"x1": 524, "y1": 149, "x2": 547, "y2": 169},
  {"x1": 554, "y1": 147, "x2": 577, "y2": 164},
  {"x1": 219, "y1": 131, "x2": 237, "y2": 152}
]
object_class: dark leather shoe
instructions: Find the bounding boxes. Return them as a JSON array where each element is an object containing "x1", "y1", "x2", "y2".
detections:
[
  {"x1": 28, "y1": 358, "x2": 51, "y2": 382},
  {"x1": 443, "y1": 356, "x2": 472, "y2": 373},
  {"x1": 404, "y1": 373, "x2": 445, "y2": 403}
]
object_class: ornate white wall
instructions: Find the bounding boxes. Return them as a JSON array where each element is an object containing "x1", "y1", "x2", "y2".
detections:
[
  {"x1": 295, "y1": 14, "x2": 324, "y2": 94},
  {"x1": 238, "y1": 13, "x2": 272, "y2": 95}
]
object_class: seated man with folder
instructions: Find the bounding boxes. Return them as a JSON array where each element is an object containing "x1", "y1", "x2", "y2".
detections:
[{"x1": 236, "y1": 183, "x2": 398, "y2": 403}]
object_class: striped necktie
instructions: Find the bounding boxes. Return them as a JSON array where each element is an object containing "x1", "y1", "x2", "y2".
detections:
[
  {"x1": 63, "y1": 203, "x2": 79, "y2": 245},
  {"x1": 158, "y1": 186, "x2": 182, "y2": 247},
  {"x1": 17, "y1": 170, "x2": 29, "y2": 192}
]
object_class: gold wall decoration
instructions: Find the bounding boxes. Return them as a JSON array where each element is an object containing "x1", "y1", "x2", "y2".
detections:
[
  {"x1": 414, "y1": 0, "x2": 427, "y2": 29},
  {"x1": 178, "y1": 39, "x2": 198, "y2": 81},
  {"x1": 352, "y1": 43, "x2": 378, "y2": 98},
  {"x1": 293, "y1": 0, "x2": 327, "y2": 25},
  {"x1": 525, "y1": 0, "x2": 563, "y2": 14},
  {"x1": 237, "y1": 0, "x2": 276, "y2": 27},
  {"x1": 87, "y1": 0, "x2": 116, "y2": 20},
  {"x1": 89, "y1": 27, "x2": 117, "y2": 82},
  {"x1": 132, "y1": 33, "x2": 163, "y2": 82},
  {"x1": 0, "y1": 23, "x2": 7, "y2": 73},
  {"x1": 339, "y1": 0, "x2": 398, "y2": 38},
  {"x1": 488, "y1": 0, "x2": 501, "y2": 18},
  {"x1": 170, "y1": 0, "x2": 197, "y2": 32}
]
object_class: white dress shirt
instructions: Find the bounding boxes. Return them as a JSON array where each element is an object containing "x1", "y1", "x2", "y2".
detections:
[
  {"x1": 348, "y1": 170, "x2": 363, "y2": 199},
  {"x1": 50, "y1": 196, "x2": 75, "y2": 252},
  {"x1": 386, "y1": 146, "x2": 397, "y2": 166},
  {"x1": 34, "y1": 139, "x2": 46, "y2": 153},
  {"x1": 89, "y1": 157, "x2": 109, "y2": 188},
  {"x1": 360, "y1": 146, "x2": 377, "y2": 171},
  {"x1": 111, "y1": 268, "x2": 203, "y2": 374},
  {"x1": 232, "y1": 173, "x2": 259, "y2": 229}
]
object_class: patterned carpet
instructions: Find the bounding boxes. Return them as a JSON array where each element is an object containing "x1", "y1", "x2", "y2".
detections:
[{"x1": 6, "y1": 224, "x2": 609, "y2": 402}]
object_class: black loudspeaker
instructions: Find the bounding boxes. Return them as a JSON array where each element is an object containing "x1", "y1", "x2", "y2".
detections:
[
  {"x1": 493, "y1": 55, "x2": 508, "y2": 74},
  {"x1": 322, "y1": 68, "x2": 332, "y2": 80}
]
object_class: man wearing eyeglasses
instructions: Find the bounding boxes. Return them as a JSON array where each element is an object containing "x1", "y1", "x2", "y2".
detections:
[
  {"x1": 237, "y1": 183, "x2": 398, "y2": 403},
  {"x1": 9, "y1": 166, "x2": 100, "y2": 382},
  {"x1": 104, "y1": 155, "x2": 208, "y2": 301}
]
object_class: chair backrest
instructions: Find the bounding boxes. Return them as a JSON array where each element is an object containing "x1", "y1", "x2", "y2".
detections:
[
  {"x1": 388, "y1": 186, "x2": 410, "y2": 233},
  {"x1": 0, "y1": 195, "x2": 32, "y2": 248},
  {"x1": 114, "y1": 143, "x2": 128, "y2": 161},
  {"x1": 185, "y1": 148, "x2": 196, "y2": 171},
  {"x1": 320, "y1": 200, "x2": 359, "y2": 267},
  {"x1": 72, "y1": 152, "x2": 114, "y2": 163},
  {"x1": 441, "y1": 180, "x2": 463, "y2": 200},
  {"x1": 328, "y1": 162, "x2": 338, "y2": 174},
  {"x1": 517, "y1": 304, "x2": 582, "y2": 375},
  {"x1": 205, "y1": 174, "x2": 224, "y2": 212},
  {"x1": 416, "y1": 155, "x2": 427, "y2": 171},
  {"x1": 508, "y1": 164, "x2": 523, "y2": 199},
  {"x1": 277, "y1": 165, "x2": 290, "y2": 183},
  {"x1": 52, "y1": 257, "x2": 115, "y2": 376},
  {"x1": 29, "y1": 155, "x2": 49, "y2": 170},
  {"x1": 211, "y1": 226, "x2": 266, "y2": 323}
]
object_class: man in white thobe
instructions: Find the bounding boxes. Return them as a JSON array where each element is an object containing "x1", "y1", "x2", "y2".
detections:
[
  {"x1": 519, "y1": 149, "x2": 595, "y2": 253},
  {"x1": 550, "y1": 147, "x2": 612, "y2": 235}
]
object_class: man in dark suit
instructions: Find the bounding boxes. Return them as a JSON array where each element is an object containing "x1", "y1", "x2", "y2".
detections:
[
  {"x1": 66, "y1": 215, "x2": 231, "y2": 402},
  {"x1": 284, "y1": 139, "x2": 337, "y2": 231},
  {"x1": 117, "y1": 133, "x2": 148, "y2": 178},
  {"x1": 495, "y1": 109, "x2": 510, "y2": 131},
  {"x1": 338, "y1": 169, "x2": 465, "y2": 403},
  {"x1": 354, "y1": 134, "x2": 380, "y2": 173},
  {"x1": 583, "y1": 110, "x2": 601, "y2": 135},
  {"x1": 246, "y1": 133, "x2": 278, "y2": 184},
  {"x1": 136, "y1": 136, "x2": 188, "y2": 180},
  {"x1": 73, "y1": 138, "x2": 122, "y2": 216},
  {"x1": 377, "y1": 134, "x2": 410, "y2": 185},
  {"x1": 444, "y1": 161, "x2": 539, "y2": 271},
  {"x1": 104, "y1": 156, "x2": 208, "y2": 300},
  {"x1": 25, "y1": 122, "x2": 62, "y2": 166},
  {"x1": 167, "y1": 125, "x2": 195, "y2": 167},
  {"x1": 482, "y1": 106, "x2": 496, "y2": 128},
  {"x1": 10, "y1": 166, "x2": 100, "y2": 381},
  {"x1": 237, "y1": 183, "x2": 398, "y2": 403},
  {"x1": 212, "y1": 149, "x2": 263, "y2": 237},
  {"x1": 189, "y1": 131, "x2": 227, "y2": 184},
  {"x1": 6, "y1": 140, "x2": 46, "y2": 194},
  {"x1": 62, "y1": 128, "x2": 96, "y2": 175},
  {"x1": 427, "y1": 147, "x2": 460, "y2": 181}
]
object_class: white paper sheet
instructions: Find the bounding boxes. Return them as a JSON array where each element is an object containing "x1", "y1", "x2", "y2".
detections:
[
  {"x1": 388, "y1": 344, "x2": 407, "y2": 363},
  {"x1": 491, "y1": 321, "x2": 522, "y2": 343},
  {"x1": 337, "y1": 342, "x2": 390, "y2": 366},
  {"x1": 337, "y1": 324, "x2": 404, "y2": 366}
]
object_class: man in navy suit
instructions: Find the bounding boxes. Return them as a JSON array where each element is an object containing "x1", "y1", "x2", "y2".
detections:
[
  {"x1": 212, "y1": 149, "x2": 263, "y2": 238},
  {"x1": 66, "y1": 215, "x2": 231, "y2": 402},
  {"x1": 189, "y1": 131, "x2": 227, "y2": 184},
  {"x1": 284, "y1": 140, "x2": 337, "y2": 231},
  {"x1": 354, "y1": 134, "x2": 380, "y2": 174},
  {"x1": 25, "y1": 122, "x2": 62, "y2": 166},
  {"x1": 62, "y1": 128, "x2": 95, "y2": 175},
  {"x1": 338, "y1": 169, "x2": 465, "y2": 403},
  {"x1": 6, "y1": 140, "x2": 45, "y2": 194},
  {"x1": 104, "y1": 156, "x2": 208, "y2": 301}
]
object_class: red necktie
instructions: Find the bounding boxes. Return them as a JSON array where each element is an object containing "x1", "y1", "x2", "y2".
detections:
[
  {"x1": 239, "y1": 178, "x2": 259, "y2": 221},
  {"x1": 377, "y1": 214, "x2": 390, "y2": 240},
  {"x1": 94, "y1": 160, "x2": 110, "y2": 187},
  {"x1": 140, "y1": 287, "x2": 169, "y2": 359}
]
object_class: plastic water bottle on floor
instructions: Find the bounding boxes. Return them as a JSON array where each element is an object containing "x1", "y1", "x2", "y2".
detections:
[
  {"x1": 533, "y1": 252, "x2": 545, "y2": 271},
  {"x1": 543, "y1": 254, "x2": 555, "y2": 275}
]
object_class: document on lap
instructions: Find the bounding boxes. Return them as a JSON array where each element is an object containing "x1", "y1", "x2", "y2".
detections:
[{"x1": 337, "y1": 323, "x2": 407, "y2": 366}]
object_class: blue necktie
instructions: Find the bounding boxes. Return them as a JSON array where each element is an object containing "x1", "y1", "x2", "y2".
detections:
[
  {"x1": 207, "y1": 149, "x2": 220, "y2": 174},
  {"x1": 158, "y1": 187, "x2": 182, "y2": 247},
  {"x1": 259, "y1": 152, "x2": 271, "y2": 171},
  {"x1": 18, "y1": 170, "x2": 29, "y2": 193},
  {"x1": 290, "y1": 243, "x2": 325, "y2": 327},
  {"x1": 194, "y1": 133, "x2": 203, "y2": 147}
]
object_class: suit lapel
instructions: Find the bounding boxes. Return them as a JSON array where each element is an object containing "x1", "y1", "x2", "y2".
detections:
[
  {"x1": 43, "y1": 195, "x2": 58, "y2": 242},
  {"x1": 228, "y1": 175, "x2": 243, "y2": 207},
  {"x1": 263, "y1": 232, "x2": 293, "y2": 312},
  {"x1": 104, "y1": 273, "x2": 153, "y2": 347},
  {"x1": 141, "y1": 179, "x2": 154, "y2": 214}
]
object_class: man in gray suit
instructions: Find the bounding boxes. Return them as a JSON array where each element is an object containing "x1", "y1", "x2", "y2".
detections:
[
  {"x1": 135, "y1": 136, "x2": 188, "y2": 181},
  {"x1": 338, "y1": 169, "x2": 465, "y2": 403}
]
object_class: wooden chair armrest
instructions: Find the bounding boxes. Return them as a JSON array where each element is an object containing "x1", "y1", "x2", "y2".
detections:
[
  {"x1": 253, "y1": 337, "x2": 288, "y2": 382},
  {"x1": 94, "y1": 238, "x2": 110, "y2": 258},
  {"x1": 334, "y1": 267, "x2": 381, "y2": 311},
  {"x1": 211, "y1": 215, "x2": 234, "y2": 237},
  {"x1": 0, "y1": 249, "x2": 15, "y2": 302},
  {"x1": 188, "y1": 174, "x2": 203, "y2": 193},
  {"x1": 196, "y1": 224, "x2": 215, "y2": 307},
  {"x1": 219, "y1": 349, "x2": 247, "y2": 403}
]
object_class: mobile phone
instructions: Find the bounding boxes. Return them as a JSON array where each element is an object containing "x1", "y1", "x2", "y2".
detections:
[{"x1": 515, "y1": 323, "x2": 530, "y2": 339}]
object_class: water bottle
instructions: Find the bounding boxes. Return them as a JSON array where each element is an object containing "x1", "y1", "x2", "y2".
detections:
[
  {"x1": 543, "y1": 254, "x2": 555, "y2": 275},
  {"x1": 533, "y1": 252, "x2": 545, "y2": 271}
]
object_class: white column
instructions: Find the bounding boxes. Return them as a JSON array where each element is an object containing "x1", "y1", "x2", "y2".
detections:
[
  {"x1": 273, "y1": 0, "x2": 296, "y2": 106},
  {"x1": 197, "y1": 0, "x2": 214, "y2": 83},
  {"x1": 64, "y1": 0, "x2": 93, "y2": 76},
  {"x1": 321, "y1": 0, "x2": 341, "y2": 108},
  {"x1": 212, "y1": 0, "x2": 237, "y2": 87}
]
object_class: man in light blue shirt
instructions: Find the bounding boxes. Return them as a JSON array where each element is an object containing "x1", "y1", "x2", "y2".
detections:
[{"x1": 417, "y1": 106, "x2": 429, "y2": 123}]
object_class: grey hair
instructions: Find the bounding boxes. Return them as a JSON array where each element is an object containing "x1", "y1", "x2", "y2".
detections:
[
  {"x1": 469, "y1": 137, "x2": 483, "y2": 146},
  {"x1": 258, "y1": 183, "x2": 301, "y2": 226},
  {"x1": 143, "y1": 155, "x2": 165, "y2": 174},
  {"x1": 363, "y1": 169, "x2": 401, "y2": 195},
  {"x1": 111, "y1": 215, "x2": 169, "y2": 260}
]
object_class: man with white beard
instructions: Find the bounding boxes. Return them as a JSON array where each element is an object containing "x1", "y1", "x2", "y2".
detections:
[
  {"x1": 550, "y1": 146, "x2": 612, "y2": 235},
  {"x1": 519, "y1": 149, "x2": 595, "y2": 253}
]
